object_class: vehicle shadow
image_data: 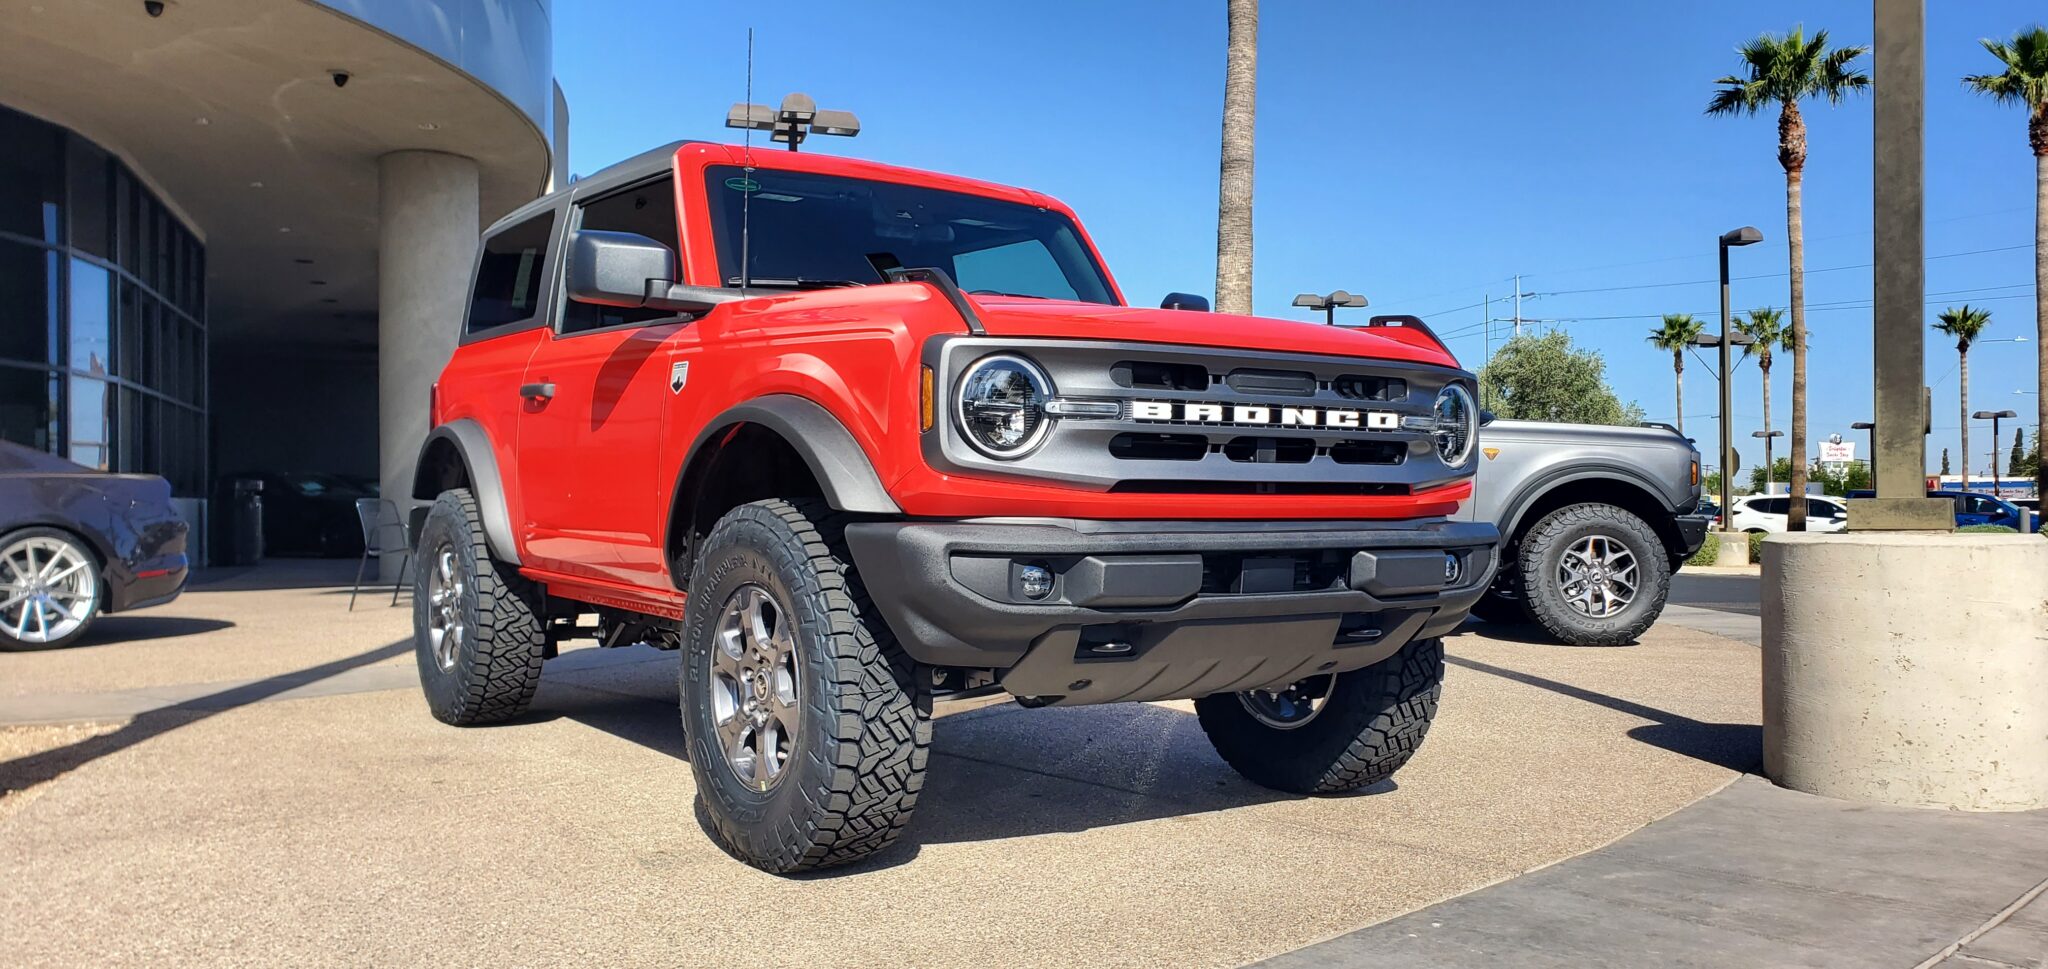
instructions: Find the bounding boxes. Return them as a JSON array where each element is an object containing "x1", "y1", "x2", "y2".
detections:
[
  {"x1": 65, "y1": 616, "x2": 235, "y2": 648},
  {"x1": 1452, "y1": 616, "x2": 1642, "y2": 648},
  {"x1": 523, "y1": 647, "x2": 1381, "y2": 875}
]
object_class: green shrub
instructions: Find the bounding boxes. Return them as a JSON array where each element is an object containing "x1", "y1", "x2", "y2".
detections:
[
  {"x1": 1686, "y1": 538, "x2": 1719, "y2": 567},
  {"x1": 1748, "y1": 531, "x2": 1765, "y2": 562},
  {"x1": 1957, "y1": 523, "x2": 2019, "y2": 533}
]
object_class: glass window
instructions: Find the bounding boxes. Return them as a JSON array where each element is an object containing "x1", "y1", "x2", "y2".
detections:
[
  {"x1": 562, "y1": 177, "x2": 680, "y2": 333},
  {"x1": 66, "y1": 375, "x2": 109, "y2": 470},
  {"x1": 69, "y1": 259, "x2": 112, "y2": 376},
  {"x1": 1756, "y1": 498, "x2": 1789, "y2": 515},
  {"x1": 467, "y1": 210, "x2": 555, "y2": 333},
  {"x1": 0, "y1": 366, "x2": 59, "y2": 451},
  {"x1": 954, "y1": 239, "x2": 1079, "y2": 301},
  {"x1": 0, "y1": 107, "x2": 63, "y2": 243},
  {"x1": 1807, "y1": 498, "x2": 1843, "y2": 518},
  {"x1": 702, "y1": 165, "x2": 1115, "y2": 305},
  {"x1": 0, "y1": 241, "x2": 57, "y2": 365},
  {"x1": 66, "y1": 136, "x2": 110, "y2": 259}
]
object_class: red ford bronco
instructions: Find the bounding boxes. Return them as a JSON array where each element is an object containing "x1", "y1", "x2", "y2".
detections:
[{"x1": 410, "y1": 141, "x2": 1497, "y2": 872}]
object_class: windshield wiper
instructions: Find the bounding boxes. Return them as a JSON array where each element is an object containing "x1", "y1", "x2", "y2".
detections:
[{"x1": 726, "y1": 277, "x2": 868, "y2": 290}]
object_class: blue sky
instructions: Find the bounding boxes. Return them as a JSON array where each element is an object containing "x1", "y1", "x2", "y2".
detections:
[{"x1": 555, "y1": 1, "x2": 2045, "y2": 474}]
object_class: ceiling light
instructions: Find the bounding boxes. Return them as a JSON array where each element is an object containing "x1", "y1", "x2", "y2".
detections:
[{"x1": 417, "y1": 122, "x2": 440, "y2": 130}]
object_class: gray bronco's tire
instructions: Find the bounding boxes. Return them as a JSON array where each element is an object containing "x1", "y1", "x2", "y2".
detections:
[
  {"x1": 412, "y1": 488, "x2": 546, "y2": 725},
  {"x1": 1515, "y1": 502, "x2": 1671, "y2": 647},
  {"x1": 680, "y1": 498, "x2": 930, "y2": 873},
  {"x1": 1194, "y1": 636, "x2": 1443, "y2": 794}
]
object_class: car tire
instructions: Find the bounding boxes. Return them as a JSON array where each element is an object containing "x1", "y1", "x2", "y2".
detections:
[
  {"x1": 1194, "y1": 636, "x2": 1443, "y2": 794},
  {"x1": 412, "y1": 488, "x2": 546, "y2": 725},
  {"x1": 0, "y1": 527, "x2": 104, "y2": 652},
  {"x1": 681, "y1": 498, "x2": 930, "y2": 873},
  {"x1": 1516, "y1": 503, "x2": 1671, "y2": 647}
]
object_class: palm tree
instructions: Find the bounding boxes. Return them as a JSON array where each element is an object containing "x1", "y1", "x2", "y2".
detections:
[
  {"x1": 1964, "y1": 27, "x2": 2048, "y2": 505},
  {"x1": 1708, "y1": 27, "x2": 1869, "y2": 531},
  {"x1": 1213, "y1": 0, "x2": 1258, "y2": 316},
  {"x1": 1735, "y1": 306, "x2": 1792, "y2": 486},
  {"x1": 1646, "y1": 314, "x2": 1705, "y2": 435},
  {"x1": 1933, "y1": 305, "x2": 1993, "y2": 490}
]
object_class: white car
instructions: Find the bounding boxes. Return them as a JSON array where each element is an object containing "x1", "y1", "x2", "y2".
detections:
[{"x1": 1728, "y1": 494, "x2": 1850, "y2": 533}]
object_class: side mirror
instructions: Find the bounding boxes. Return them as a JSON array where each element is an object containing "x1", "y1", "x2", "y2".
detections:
[
  {"x1": 567, "y1": 230, "x2": 739, "y2": 315},
  {"x1": 1161, "y1": 292, "x2": 1210, "y2": 312},
  {"x1": 1480, "y1": 409, "x2": 1497, "y2": 427}
]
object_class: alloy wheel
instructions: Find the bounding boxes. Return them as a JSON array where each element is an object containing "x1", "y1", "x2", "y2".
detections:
[
  {"x1": 710, "y1": 584, "x2": 802, "y2": 792},
  {"x1": 1239, "y1": 674, "x2": 1336, "y2": 730},
  {"x1": 0, "y1": 536, "x2": 98, "y2": 645},
  {"x1": 1557, "y1": 534, "x2": 1638, "y2": 618},
  {"x1": 425, "y1": 544, "x2": 468, "y2": 673}
]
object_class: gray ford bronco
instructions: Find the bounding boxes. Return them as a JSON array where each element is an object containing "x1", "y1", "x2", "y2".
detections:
[{"x1": 1460, "y1": 418, "x2": 1709, "y2": 645}]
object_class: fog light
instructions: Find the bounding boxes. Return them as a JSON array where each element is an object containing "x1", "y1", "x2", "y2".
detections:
[
  {"x1": 1443, "y1": 553, "x2": 1464, "y2": 586},
  {"x1": 1019, "y1": 564, "x2": 1054, "y2": 600}
]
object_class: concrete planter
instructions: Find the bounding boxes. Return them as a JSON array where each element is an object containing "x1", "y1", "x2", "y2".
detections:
[{"x1": 1762, "y1": 532, "x2": 2048, "y2": 811}]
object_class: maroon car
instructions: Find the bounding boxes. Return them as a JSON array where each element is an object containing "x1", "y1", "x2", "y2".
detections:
[{"x1": 0, "y1": 442, "x2": 189, "y2": 650}]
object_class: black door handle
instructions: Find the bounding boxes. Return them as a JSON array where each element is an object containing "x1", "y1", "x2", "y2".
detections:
[{"x1": 519, "y1": 382, "x2": 555, "y2": 401}]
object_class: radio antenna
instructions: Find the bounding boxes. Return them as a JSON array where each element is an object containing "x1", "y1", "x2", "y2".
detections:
[{"x1": 739, "y1": 27, "x2": 754, "y2": 295}]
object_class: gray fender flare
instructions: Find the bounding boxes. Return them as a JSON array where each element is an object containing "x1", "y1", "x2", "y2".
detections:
[
  {"x1": 681, "y1": 395, "x2": 901, "y2": 515},
  {"x1": 1498, "y1": 465, "x2": 1671, "y2": 544},
  {"x1": 411, "y1": 419, "x2": 521, "y2": 566}
]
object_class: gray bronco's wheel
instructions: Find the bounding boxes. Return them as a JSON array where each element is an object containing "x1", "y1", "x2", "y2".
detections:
[
  {"x1": 412, "y1": 488, "x2": 546, "y2": 725},
  {"x1": 1515, "y1": 503, "x2": 1671, "y2": 647},
  {"x1": 1194, "y1": 636, "x2": 1443, "y2": 794},
  {"x1": 681, "y1": 498, "x2": 929, "y2": 873},
  {"x1": 0, "y1": 528, "x2": 103, "y2": 651}
]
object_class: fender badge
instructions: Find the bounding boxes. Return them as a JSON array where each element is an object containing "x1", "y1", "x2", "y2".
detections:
[
  {"x1": 669, "y1": 361, "x2": 689, "y2": 394},
  {"x1": 1482, "y1": 447, "x2": 1500, "y2": 461}
]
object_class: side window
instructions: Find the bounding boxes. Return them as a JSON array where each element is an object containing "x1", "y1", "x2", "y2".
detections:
[
  {"x1": 1808, "y1": 498, "x2": 1840, "y2": 518},
  {"x1": 1759, "y1": 498, "x2": 1789, "y2": 515},
  {"x1": 561, "y1": 176, "x2": 680, "y2": 335},
  {"x1": 467, "y1": 211, "x2": 556, "y2": 334}
]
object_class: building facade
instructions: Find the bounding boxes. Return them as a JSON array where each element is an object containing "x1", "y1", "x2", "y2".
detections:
[{"x1": 0, "y1": 0, "x2": 566, "y2": 562}]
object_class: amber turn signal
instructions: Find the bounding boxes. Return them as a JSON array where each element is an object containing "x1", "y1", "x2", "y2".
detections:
[{"x1": 919, "y1": 365, "x2": 935, "y2": 432}]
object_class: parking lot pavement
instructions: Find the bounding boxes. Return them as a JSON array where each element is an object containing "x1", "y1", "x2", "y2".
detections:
[
  {"x1": 1661, "y1": 572, "x2": 1764, "y2": 646},
  {"x1": 3, "y1": 565, "x2": 1762, "y2": 968}
]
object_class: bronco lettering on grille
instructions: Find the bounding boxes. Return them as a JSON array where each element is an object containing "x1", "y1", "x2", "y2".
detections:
[{"x1": 1130, "y1": 400, "x2": 1401, "y2": 430}]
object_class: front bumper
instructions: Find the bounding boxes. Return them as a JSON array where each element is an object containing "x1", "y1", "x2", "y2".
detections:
[
  {"x1": 843, "y1": 517, "x2": 1499, "y2": 707},
  {"x1": 1674, "y1": 514, "x2": 1711, "y2": 558}
]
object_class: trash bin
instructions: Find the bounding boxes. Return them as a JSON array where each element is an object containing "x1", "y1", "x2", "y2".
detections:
[{"x1": 213, "y1": 477, "x2": 265, "y2": 566}]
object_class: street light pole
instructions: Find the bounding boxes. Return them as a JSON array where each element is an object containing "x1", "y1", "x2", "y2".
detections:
[
  {"x1": 1291, "y1": 290, "x2": 1368, "y2": 325},
  {"x1": 1973, "y1": 409, "x2": 2020, "y2": 496},
  {"x1": 1753, "y1": 429, "x2": 1786, "y2": 492},
  {"x1": 1717, "y1": 226, "x2": 1762, "y2": 529}
]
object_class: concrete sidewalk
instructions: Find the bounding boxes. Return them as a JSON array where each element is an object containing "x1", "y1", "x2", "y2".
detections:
[{"x1": 1255, "y1": 775, "x2": 2048, "y2": 969}]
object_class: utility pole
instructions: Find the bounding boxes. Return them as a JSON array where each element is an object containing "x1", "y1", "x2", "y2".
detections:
[
  {"x1": 1513, "y1": 274, "x2": 1523, "y2": 339},
  {"x1": 1482, "y1": 293, "x2": 1491, "y2": 375}
]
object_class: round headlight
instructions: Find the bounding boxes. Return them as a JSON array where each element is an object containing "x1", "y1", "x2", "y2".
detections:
[
  {"x1": 1433, "y1": 384, "x2": 1477, "y2": 466},
  {"x1": 956, "y1": 354, "x2": 1053, "y2": 458}
]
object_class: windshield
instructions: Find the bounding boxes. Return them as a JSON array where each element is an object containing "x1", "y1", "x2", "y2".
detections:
[{"x1": 703, "y1": 166, "x2": 1116, "y2": 304}]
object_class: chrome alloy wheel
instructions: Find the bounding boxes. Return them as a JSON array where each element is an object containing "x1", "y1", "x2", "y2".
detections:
[
  {"x1": 1239, "y1": 674, "x2": 1336, "y2": 730},
  {"x1": 1557, "y1": 534, "x2": 1639, "y2": 619},
  {"x1": 425, "y1": 544, "x2": 468, "y2": 673},
  {"x1": 710, "y1": 584, "x2": 802, "y2": 792},
  {"x1": 0, "y1": 535, "x2": 98, "y2": 645}
]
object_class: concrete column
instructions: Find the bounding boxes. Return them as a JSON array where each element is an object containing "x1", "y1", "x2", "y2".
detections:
[
  {"x1": 1762, "y1": 532, "x2": 2048, "y2": 810},
  {"x1": 378, "y1": 151, "x2": 479, "y2": 579}
]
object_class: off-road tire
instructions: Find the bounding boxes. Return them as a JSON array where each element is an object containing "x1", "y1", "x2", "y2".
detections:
[
  {"x1": 1195, "y1": 636, "x2": 1443, "y2": 794},
  {"x1": 412, "y1": 488, "x2": 546, "y2": 725},
  {"x1": 681, "y1": 498, "x2": 930, "y2": 873},
  {"x1": 1515, "y1": 502, "x2": 1670, "y2": 647}
]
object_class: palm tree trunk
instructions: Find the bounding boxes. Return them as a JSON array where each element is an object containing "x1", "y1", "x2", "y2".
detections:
[
  {"x1": 1785, "y1": 166, "x2": 1809, "y2": 530},
  {"x1": 2035, "y1": 146, "x2": 2046, "y2": 504},
  {"x1": 1213, "y1": 0, "x2": 1257, "y2": 316},
  {"x1": 1959, "y1": 348, "x2": 1972, "y2": 491},
  {"x1": 1673, "y1": 350, "x2": 1684, "y2": 436}
]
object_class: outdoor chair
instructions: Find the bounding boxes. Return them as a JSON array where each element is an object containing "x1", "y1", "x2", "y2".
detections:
[{"x1": 350, "y1": 497, "x2": 412, "y2": 610}]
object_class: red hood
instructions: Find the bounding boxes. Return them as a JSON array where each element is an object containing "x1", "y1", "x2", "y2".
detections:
[{"x1": 966, "y1": 297, "x2": 1462, "y2": 369}]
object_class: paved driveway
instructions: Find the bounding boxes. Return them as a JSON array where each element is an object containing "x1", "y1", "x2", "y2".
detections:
[{"x1": 2, "y1": 563, "x2": 1762, "y2": 968}]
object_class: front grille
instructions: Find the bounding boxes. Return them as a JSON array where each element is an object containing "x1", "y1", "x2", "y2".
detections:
[
  {"x1": 1108, "y1": 432, "x2": 1206, "y2": 461},
  {"x1": 1111, "y1": 360, "x2": 1207, "y2": 392},
  {"x1": 1222, "y1": 436, "x2": 1317, "y2": 464}
]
